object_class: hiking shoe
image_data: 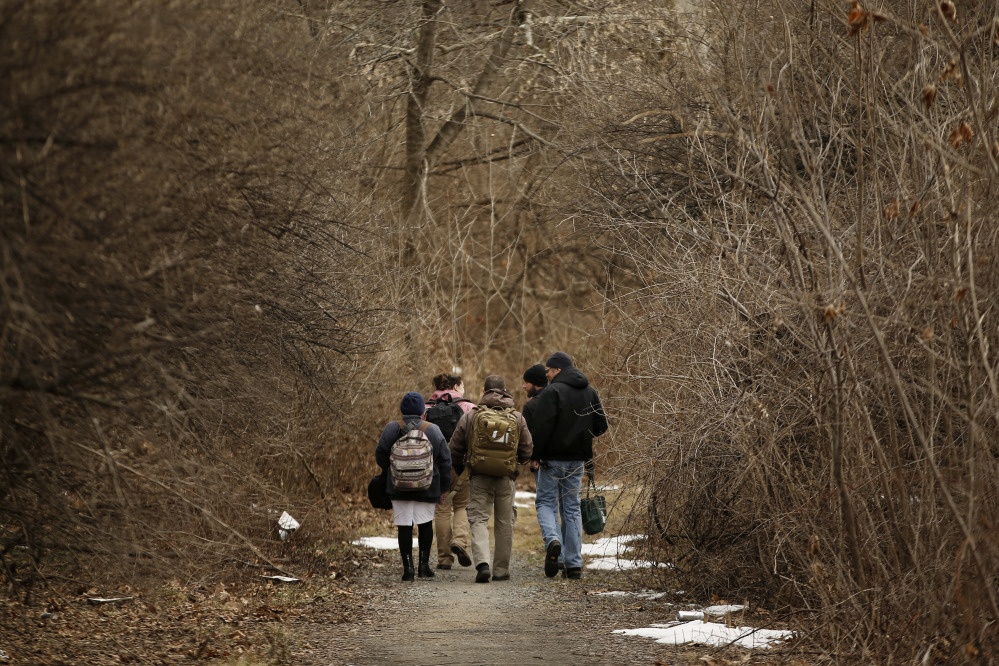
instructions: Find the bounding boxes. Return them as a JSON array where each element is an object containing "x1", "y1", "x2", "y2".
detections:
[
  {"x1": 544, "y1": 540, "x2": 562, "y2": 578},
  {"x1": 475, "y1": 563, "x2": 491, "y2": 583},
  {"x1": 564, "y1": 567, "x2": 582, "y2": 580},
  {"x1": 491, "y1": 574, "x2": 510, "y2": 581},
  {"x1": 437, "y1": 563, "x2": 452, "y2": 570},
  {"x1": 451, "y1": 544, "x2": 472, "y2": 567}
]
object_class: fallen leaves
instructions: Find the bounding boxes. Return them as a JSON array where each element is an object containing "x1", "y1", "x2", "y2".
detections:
[
  {"x1": 948, "y1": 122, "x2": 973, "y2": 149},
  {"x1": 921, "y1": 84, "x2": 936, "y2": 109},
  {"x1": 847, "y1": 0, "x2": 888, "y2": 36},
  {"x1": 939, "y1": 0, "x2": 957, "y2": 23}
]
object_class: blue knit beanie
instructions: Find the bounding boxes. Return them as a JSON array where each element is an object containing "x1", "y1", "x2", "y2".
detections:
[
  {"x1": 545, "y1": 351, "x2": 573, "y2": 370},
  {"x1": 400, "y1": 391, "x2": 425, "y2": 416}
]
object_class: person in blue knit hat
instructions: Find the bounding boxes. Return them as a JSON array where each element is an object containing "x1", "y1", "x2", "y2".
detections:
[{"x1": 375, "y1": 391, "x2": 451, "y2": 581}]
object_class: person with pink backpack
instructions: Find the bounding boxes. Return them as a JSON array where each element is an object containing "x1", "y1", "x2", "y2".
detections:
[{"x1": 423, "y1": 372, "x2": 475, "y2": 570}]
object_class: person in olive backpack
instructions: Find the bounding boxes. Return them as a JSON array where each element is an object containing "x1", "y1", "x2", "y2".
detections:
[
  {"x1": 423, "y1": 372, "x2": 475, "y2": 570},
  {"x1": 529, "y1": 352, "x2": 608, "y2": 580},
  {"x1": 448, "y1": 375, "x2": 533, "y2": 583},
  {"x1": 375, "y1": 392, "x2": 451, "y2": 582}
]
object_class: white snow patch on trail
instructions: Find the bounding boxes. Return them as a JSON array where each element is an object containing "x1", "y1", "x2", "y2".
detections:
[
  {"x1": 704, "y1": 604, "x2": 747, "y2": 614},
  {"x1": 614, "y1": 621, "x2": 794, "y2": 649},
  {"x1": 582, "y1": 534, "x2": 643, "y2": 557},
  {"x1": 352, "y1": 536, "x2": 398, "y2": 550},
  {"x1": 586, "y1": 556, "x2": 659, "y2": 571},
  {"x1": 583, "y1": 534, "x2": 655, "y2": 570},
  {"x1": 592, "y1": 590, "x2": 671, "y2": 600}
]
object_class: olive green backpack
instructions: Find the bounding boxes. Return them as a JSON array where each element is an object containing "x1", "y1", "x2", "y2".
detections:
[{"x1": 466, "y1": 405, "x2": 520, "y2": 476}]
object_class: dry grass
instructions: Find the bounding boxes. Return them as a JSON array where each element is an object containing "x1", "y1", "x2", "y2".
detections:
[{"x1": 571, "y1": 0, "x2": 999, "y2": 661}]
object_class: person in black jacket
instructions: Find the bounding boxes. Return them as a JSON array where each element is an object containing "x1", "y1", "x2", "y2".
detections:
[
  {"x1": 529, "y1": 352, "x2": 608, "y2": 579},
  {"x1": 375, "y1": 392, "x2": 451, "y2": 582},
  {"x1": 520, "y1": 363, "x2": 548, "y2": 434}
]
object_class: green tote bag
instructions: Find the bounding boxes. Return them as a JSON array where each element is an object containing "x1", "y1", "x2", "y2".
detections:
[{"x1": 581, "y1": 475, "x2": 607, "y2": 535}]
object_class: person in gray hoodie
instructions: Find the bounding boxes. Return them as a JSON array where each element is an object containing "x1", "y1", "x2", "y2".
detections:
[{"x1": 449, "y1": 375, "x2": 533, "y2": 583}]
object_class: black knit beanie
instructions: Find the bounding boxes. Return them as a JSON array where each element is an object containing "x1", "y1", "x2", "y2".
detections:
[
  {"x1": 545, "y1": 351, "x2": 573, "y2": 370},
  {"x1": 523, "y1": 364, "x2": 548, "y2": 387}
]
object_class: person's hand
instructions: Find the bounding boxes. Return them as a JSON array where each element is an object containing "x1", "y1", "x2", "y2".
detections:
[
  {"x1": 439, "y1": 492, "x2": 450, "y2": 505},
  {"x1": 530, "y1": 460, "x2": 540, "y2": 471}
]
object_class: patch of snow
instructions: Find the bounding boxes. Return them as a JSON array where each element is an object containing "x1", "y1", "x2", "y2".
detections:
[
  {"x1": 514, "y1": 491, "x2": 536, "y2": 501},
  {"x1": 352, "y1": 536, "x2": 398, "y2": 550},
  {"x1": 586, "y1": 556, "x2": 658, "y2": 571},
  {"x1": 613, "y1": 621, "x2": 794, "y2": 649},
  {"x1": 592, "y1": 590, "x2": 671, "y2": 600},
  {"x1": 514, "y1": 502, "x2": 534, "y2": 510},
  {"x1": 581, "y1": 534, "x2": 643, "y2": 557},
  {"x1": 704, "y1": 604, "x2": 747, "y2": 615}
]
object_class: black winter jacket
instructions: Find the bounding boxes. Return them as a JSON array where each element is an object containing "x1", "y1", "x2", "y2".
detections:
[
  {"x1": 375, "y1": 418, "x2": 451, "y2": 502},
  {"x1": 528, "y1": 367, "x2": 608, "y2": 462},
  {"x1": 522, "y1": 396, "x2": 541, "y2": 437}
]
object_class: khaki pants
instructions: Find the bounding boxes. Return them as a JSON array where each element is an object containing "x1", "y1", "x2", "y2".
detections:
[
  {"x1": 434, "y1": 479, "x2": 470, "y2": 565},
  {"x1": 467, "y1": 474, "x2": 516, "y2": 578}
]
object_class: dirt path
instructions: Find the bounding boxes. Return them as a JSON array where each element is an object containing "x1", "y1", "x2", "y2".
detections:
[
  {"x1": 290, "y1": 500, "x2": 736, "y2": 666},
  {"x1": 299, "y1": 549, "x2": 685, "y2": 666},
  {"x1": 341, "y1": 557, "x2": 599, "y2": 665}
]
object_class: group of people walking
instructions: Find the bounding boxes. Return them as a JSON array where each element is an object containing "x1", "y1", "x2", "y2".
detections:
[{"x1": 374, "y1": 351, "x2": 608, "y2": 583}]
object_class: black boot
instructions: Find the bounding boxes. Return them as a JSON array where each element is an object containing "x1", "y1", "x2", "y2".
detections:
[
  {"x1": 417, "y1": 549, "x2": 435, "y2": 578},
  {"x1": 401, "y1": 551, "x2": 415, "y2": 582}
]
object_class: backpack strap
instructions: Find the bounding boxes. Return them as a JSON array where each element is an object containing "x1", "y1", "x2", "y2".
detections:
[{"x1": 397, "y1": 420, "x2": 431, "y2": 435}]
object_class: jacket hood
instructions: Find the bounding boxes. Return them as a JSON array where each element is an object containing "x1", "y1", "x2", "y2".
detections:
[
  {"x1": 480, "y1": 388, "x2": 515, "y2": 409},
  {"x1": 553, "y1": 367, "x2": 589, "y2": 389},
  {"x1": 428, "y1": 389, "x2": 467, "y2": 402}
]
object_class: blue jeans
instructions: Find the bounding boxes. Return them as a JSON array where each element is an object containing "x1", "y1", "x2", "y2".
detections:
[{"x1": 535, "y1": 460, "x2": 585, "y2": 569}]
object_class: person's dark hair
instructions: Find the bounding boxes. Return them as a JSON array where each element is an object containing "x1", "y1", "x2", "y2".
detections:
[
  {"x1": 483, "y1": 374, "x2": 505, "y2": 390},
  {"x1": 432, "y1": 372, "x2": 462, "y2": 391}
]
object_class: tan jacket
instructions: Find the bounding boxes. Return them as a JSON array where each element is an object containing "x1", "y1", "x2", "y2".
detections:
[{"x1": 449, "y1": 388, "x2": 533, "y2": 478}]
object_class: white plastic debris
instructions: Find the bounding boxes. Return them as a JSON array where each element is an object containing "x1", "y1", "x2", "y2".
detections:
[
  {"x1": 677, "y1": 610, "x2": 705, "y2": 621},
  {"x1": 87, "y1": 597, "x2": 134, "y2": 605},
  {"x1": 277, "y1": 511, "x2": 300, "y2": 541},
  {"x1": 261, "y1": 575, "x2": 300, "y2": 583}
]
